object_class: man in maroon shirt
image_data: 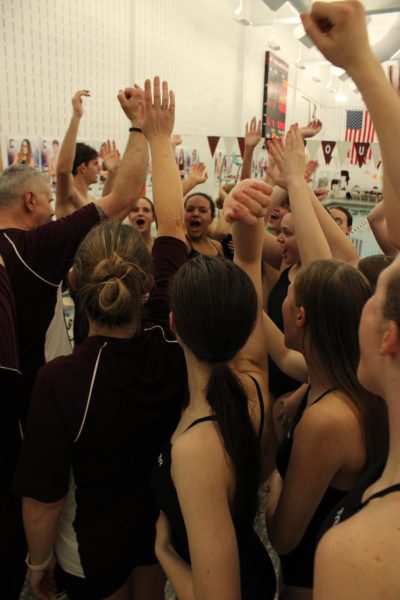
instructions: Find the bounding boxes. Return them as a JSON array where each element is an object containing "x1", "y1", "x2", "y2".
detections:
[{"x1": 0, "y1": 85, "x2": 148, "y2": 599}]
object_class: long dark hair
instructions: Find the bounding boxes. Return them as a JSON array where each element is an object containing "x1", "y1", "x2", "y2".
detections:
[
  {"x1": 295, "y1": 259, "x2": 388, "y2": 464},
  {"x1": 170, "y1": 255, "x2": 260, "y2": 525}
]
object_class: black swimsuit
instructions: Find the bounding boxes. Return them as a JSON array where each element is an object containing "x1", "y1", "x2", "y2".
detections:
[
  {"x1": 152, "y1": 376, "x2": 276, "y2": 600},
  {"x1": 276, "y1": 386, "x2": 347, "y2": 589},
  {"x1": 185, "y1": 235, "x2": 223, "y2": 259}
]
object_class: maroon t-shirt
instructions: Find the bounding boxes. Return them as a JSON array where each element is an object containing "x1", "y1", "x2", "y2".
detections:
[
  {"x1": 0, "y1": 265, "x2": 21, "y2": 488},
  {"x1": 0, "y1": 203, "x2": 100, "y2": 421},
  {"x1": 13, "y1": 236, "x2": 188, "y2": 579}
]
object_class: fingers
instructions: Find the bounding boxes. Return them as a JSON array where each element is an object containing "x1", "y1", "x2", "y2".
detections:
[
  {"x1": 169, "y1": 89, "x2": 175, "y2": 115},
  {"x1": 144, "y1": 79, "x2": 153, "y2": 112},
  {"x1": 73, "y1": 89, "x2": 90, "y2": 99}
]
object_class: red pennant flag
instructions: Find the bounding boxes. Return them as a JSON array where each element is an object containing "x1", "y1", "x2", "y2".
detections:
[
  {"x1": 353, "y1": 142, "x2": 370, "y2": 167},
  {"x1": 237, "y1": 137, "x2": 245, "y2": 158},
  {"x1": 321, "y1": 141, "x2": 336, "y2": 165},
  {"x1": 207, "y1": 136, "x2": 220, "y2": 157}
]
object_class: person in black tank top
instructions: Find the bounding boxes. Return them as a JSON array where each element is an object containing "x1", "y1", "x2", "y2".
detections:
[
  {"x1": 152, "y1": 196, "x2": 277, "y2": 600},
  {"x1": 184, "y1": 193, "x2": 224, "y2": 258},
  {"x1": 312, "y1": 252, "x2": 400, "y2": 600},
  {"x1": 264, "y1": 258, "x2": 388, "y2": 599}
]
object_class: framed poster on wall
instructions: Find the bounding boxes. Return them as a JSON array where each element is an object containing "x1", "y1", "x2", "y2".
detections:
[{"x1": 262, "y1": 51, "x2": 288, "y2": 139}]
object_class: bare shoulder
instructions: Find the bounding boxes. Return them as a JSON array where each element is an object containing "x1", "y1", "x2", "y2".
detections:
[
  {"x1": 315, "y1": 501, "x2": 400, "y2": 600},
  {"x1": 171, "y1": 421, "x2": 233, "y2": 493},
  {"x1": 299, "y1": 390, "x2": 361, "y2": 436}
]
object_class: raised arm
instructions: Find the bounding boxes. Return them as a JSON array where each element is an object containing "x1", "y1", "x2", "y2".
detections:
[
  {"x1": 281, "y1": 125, "x2": 331, "y2": 265},
  {"x1": 96, "y1": 85, "x2": 148, "y2": 221},
  {"x1": 241, "y1": 117, "x2": 262, "y2": 181},
  {"x1": 101, "y1": 140, "x2": 121, "y2": 198},
  {"x1": 301, "y1": 1, "x2": 400, "y2": 247},
  {"x1": 223, "y1": 180, "x2": 272, "y2": 376},
  {"x1": 367, "y1": 197, "x2": 397, "y2": 256},
  {"x1": 181, "y1": 162, "x2": 208, "y2": 196},
  {"x1": 141, "y1": 77, "x2": 185, "y2": 241},
  {"x1": 56, "y1": 90, "x2": 90, "y2": 217}
]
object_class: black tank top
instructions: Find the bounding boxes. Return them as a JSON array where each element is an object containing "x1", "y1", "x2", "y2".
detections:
[
  {"x1": 267, "y1": 267, "x2": 301, "y2": 397},
  {"x1": 317, "y1": 457, "x2": 393, "y2": 545},
  {"x1": 151, "y1": 376, "x2": 276, "y2": 600},
  {"x1": 185, "y1": 235, "x2": 223, "y2": 259},
  {"x1": 275, "y1": 386, "x2": 347, "y2": 589}
]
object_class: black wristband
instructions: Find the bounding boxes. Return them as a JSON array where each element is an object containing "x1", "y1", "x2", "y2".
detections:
[{"x1": 129, "y1": 127, "x2": 142, "y2": 133}]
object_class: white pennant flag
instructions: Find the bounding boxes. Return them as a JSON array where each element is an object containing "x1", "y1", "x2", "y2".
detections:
[
  {"x1": 370, "y1": 143, "x2": 382, "y2": 168},
  {"x1": 336, "y1": 141, "x2": 352, "y2": 166},
  {"x1": 223, "y1": 137, "x2": 236, "y2": 156},
  {"x1": 305, "y1": 139, "x2": 320, "y2": 161}
]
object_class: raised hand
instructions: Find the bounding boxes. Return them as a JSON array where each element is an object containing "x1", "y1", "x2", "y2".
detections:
[
  {"x1": 300, "y1": 119, "x2": 322, "y2": 140},
  {"x1": 117, "y1": 84, "x2": 145, "y2": 126},
  {"x1": 224, "y1": 180, "x2": 272, "y2": 225},
  {"x1": 245, "y1": 116, "x2": 262, "y2": 148},
  {"x1": 188, "y1": 162, "x2": 208, "y2": 184},
  {"x1": 171, "y1": 134, "x2": 183, "y2": 148},
  {"x1": 141, "y1": 77, "x2": 175, "y2": 143},
  {"x1": 71, "y1": 89, "x2": 90, "y2": 118},
  {"x1": 300, "y1": 1, "x2": 372, "y2": 73},
  {"x1": 103, "y1": 140, "x2": 121, "y2": 173},
  {"x1": 283, "y1": 125, "x2": 307, "y2": 185}
]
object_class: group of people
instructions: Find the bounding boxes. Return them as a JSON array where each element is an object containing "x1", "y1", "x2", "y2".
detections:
[{"x1": 1, "y1": 2, "x2": 400, "y2": 600}]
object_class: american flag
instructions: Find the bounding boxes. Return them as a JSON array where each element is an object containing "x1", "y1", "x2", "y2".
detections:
[{"x1": 345, "y1": 110, "x2": 375, "y2": 164}]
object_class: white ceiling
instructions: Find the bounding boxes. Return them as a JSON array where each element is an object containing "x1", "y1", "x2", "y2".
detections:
[{"x1": 237, "y1": 1, "x2": 400, "y2": 65}]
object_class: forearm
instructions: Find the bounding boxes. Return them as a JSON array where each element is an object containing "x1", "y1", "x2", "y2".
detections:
[
  {"x1": 233, "y1": 218, "x2": 264, "y2": 301},
  {"x1": 263, "y1": 312, "x2": 308, "y2": 382},
  {"x1": 287, "y1": 180, "x2": 331, "y2": 265},
  {"x1": 150, "y1": 138, "x2": 184, "y2": 239},
  {"x1": 264, "y1": 185, "x2": 288, "y2": 223},
  {"x1": 156, "y1": 545, "x2": 195, "y2": 600},
  {"x1": 182, "y1": 175, "x2": 198, "y2": 196},
  {"x1": 241, "y1": 146, "x2": 254, "y2": 181},
  {"x1": 23, "y1": 497, "x2": 65, "y2": 564},
  {"x1": 57, "y1": 116, "x2": 81, "y2": 174},
  {"x1": 208, "y1": 211, "x2": 231, "y2": 241},
  {"x1": 310, "y1": 190, "x2": 358, "y2": 265},
  {"x1": 100, "y1": 131, "x2": 148, "y2": 220}
]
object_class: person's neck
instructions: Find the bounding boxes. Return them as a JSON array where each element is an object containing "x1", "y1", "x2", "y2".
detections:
[
  {"x1": 0, "y1": 209, "x2": 31, "y2": 231},
  {"x1": 88, "y1": 320, "x2": 137, "y2": 339},
  {"x1": 306, "y1": 361, "x2": 336, "y2": 406},
  {"x1": 74, "y1": 175, "x2": 92, "y2": 200},
  {"x1": 377, "y1": 385, "x2": 400, "y2": 485},
  {"x1": 182, "y1": 347, "x2": 213, "y2": 415},
  {"x1": 142, "y1": 231, "x2": 154, "y2": 252}
]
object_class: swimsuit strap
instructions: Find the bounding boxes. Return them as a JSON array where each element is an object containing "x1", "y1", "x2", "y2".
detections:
[
  {"x1": 247, "y1": 375, "x2": 265, "y2": 441},
  {"x1": 209, "y1": 237, "x2": 223, "y2": 257},
  {"x1": 308, "y1": 387, "x2": 337, "y2": 407},
  {"x1": 362, "y1": 483, "x2": 400, "y2": 508},
  {"x1": 184, "y1": 415, "x2": 218, "y2": 432}
]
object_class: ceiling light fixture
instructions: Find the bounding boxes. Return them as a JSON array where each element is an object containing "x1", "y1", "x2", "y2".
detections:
[{"x1": 234, "y1": 0, "x2": 243, "y2": 16}]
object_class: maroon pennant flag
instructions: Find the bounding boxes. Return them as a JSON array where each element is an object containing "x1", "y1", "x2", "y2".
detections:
[
  {"x1": 353, "y1": 142, "x2": 370, "y2": 167},
  {"x1": 237, "y1": 137, "x2": 245, "y2": 158},
  {"x1": 207, "y1": 136, "x2": 220, "y2": 157},
  {"x1": 321, "y1": 141, "x2": 336, "y2": 165}
]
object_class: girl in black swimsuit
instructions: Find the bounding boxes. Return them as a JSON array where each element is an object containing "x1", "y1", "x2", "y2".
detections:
[
  {"x1": 153, "y1": 192, "x2": 277, "y2": 600},
  {"x1": 313, "y1": 254, "x2": 400, "y2": 600},
  {"x1": 264, "y1": 259, "x2": 388, "y2": 600},
  {"x1": 184, "y1": 193, "x2": 224, "y2": 258}
]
